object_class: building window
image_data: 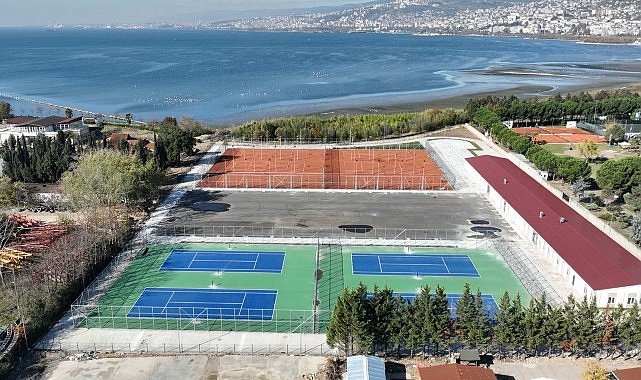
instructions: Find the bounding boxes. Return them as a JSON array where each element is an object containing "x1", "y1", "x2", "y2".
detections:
[
  {"x1": 572, "y1": 275, "x2": 575, "y2": 286},
  {"x1": 532, "y1": 232, "x2": 538, "y2": 245},
  {"x1": 608, "y1": 294, "x2": 617, "y2": 305},
  {"x1": 486, "y1": 184, "x2": 490, "y2": 194},
  {"x1": 628, "y1": 294, "x2": 637, "y2": 305},
  {"x1": 502, "y1": 200, "x2": 507, "y2": 212}
]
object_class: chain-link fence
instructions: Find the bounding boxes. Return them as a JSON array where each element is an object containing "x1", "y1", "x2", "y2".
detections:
[{"x1": 151, "y1": 225, "x2": 464, "y2": 242}]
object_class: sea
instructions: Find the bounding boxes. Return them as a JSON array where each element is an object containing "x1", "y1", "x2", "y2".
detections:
[{"x1": 1, "y1": 28, "x2": 641, "y2": 126}]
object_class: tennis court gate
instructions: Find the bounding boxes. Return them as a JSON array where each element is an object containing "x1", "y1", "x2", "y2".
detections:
[{"x1": 313, "y1": 241, "x2": 344, "y2": 333}]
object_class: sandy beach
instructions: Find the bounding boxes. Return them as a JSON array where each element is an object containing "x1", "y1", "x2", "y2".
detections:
[{"x1": 306, "y1": 61, "x2": 641, "y2": 118}]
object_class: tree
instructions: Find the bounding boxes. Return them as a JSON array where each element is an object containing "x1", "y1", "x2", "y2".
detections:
[
  {"x1": 605, "y1": 124, "x2": 625, "y2": 143},
  {"x1": 623, "y1": 185, "x2": 641, "y2": 212},
  {"x1": 581, "y1": 362, "x2": 608, "y2": 380},
  {"x1": 0, "y1": 101, "x2": 12, "y2": 120},
  {"x1": 595, "y1": 157, "x2": 641, "y2": 197},
  {"x1": 426, "y1": 285, "x2": 452, "y2": 356},
  {"x1": 576, "y1": 140, "x2": 599, "y2": 162},
  {"x1": 125, "y1": 113, "x2": 133, "y2": 125},
  {"x1": 326, "y1": 284, "x2": 372, "y2": 356},
  {"x1": 454, "y1": 283, "x2": 476, "y2": 347},
  {"x1": 575, "y1": 296, "x2": 601, "y2": 355},
  {"x1": 469, "y1": 288, "x2": 492, "y2": 349},
  {"x1": 631, "y1": 215, "x2": 641, "y2": 246},
  {"x1": 407, "y1": 286, "x2": 430, "y2": 355},
  {"x1": 155, "y1": 117, "x2": 196, "y2": 166},
  {"x1": 61, "y1": 150, "x2": 162, "y2": 210},
  {"x1": 0, "y1": 176, "x2": 22, "y2": 206},
  {"x1": 65, "y1": 108, "x2": 73, "y2": 118},
  {"x1": 370, "y1": 285, "x2": 397, "y2": 353},
  {"x1": 472, "y1": 107, "x2": 502, "y2": 133},
  {"x1": 571, "y1": 178, "x2": 591, "y2": 199},
  {"x1": 524, "y1": 294, "x2": 547, "y2": 356},
  {"x1": 556, "y1": 156, "x2": 591, "y2": 182}
]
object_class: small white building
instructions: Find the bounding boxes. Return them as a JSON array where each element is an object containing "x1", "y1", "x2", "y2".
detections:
[
  {"x1": 0, "y1": 116, "x2": 84, "y2": 143},
  {"x1": 466, "y1": 155, "x2": 641, "y2": 308}
]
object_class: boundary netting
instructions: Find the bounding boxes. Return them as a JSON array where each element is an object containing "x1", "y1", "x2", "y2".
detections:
[
  {"x1": 198, "y1": 172, "x2": 451, "y2": 190},
  {"x1": 491, "y1": 239, "x2": 563, "y2": 307},
  {"x1": 151, "y1": 226, "x2": 464, "y2": 242}
]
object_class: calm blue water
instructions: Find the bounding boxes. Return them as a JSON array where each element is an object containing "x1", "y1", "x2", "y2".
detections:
[{"x1": 1, "y1": 28, "x2": 641, "y2": 125}]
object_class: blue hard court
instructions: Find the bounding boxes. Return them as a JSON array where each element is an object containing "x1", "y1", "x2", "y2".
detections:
[
  {"x1": 160, "y1": 249, "x2": 285, "y2": 273},
  {"x1": 352, "y1": 253, "x2": 479, "y2": 277},
  {"x1": 127, "y1": 288, "x2": 278, "y2": 320}
]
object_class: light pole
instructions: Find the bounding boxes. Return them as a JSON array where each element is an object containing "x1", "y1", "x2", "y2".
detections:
[{"x1": 299, "y1": 316, "x2": 303, "y2": 354}]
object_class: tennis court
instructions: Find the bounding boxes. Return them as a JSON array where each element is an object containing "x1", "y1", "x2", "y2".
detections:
[
  {"x1": 398, "y1": 292, "x2": 498, "y2": 316},
  {"x1": 352, "y1": 253, "x2": 479, "y2": 277},
  {"x1": 85, "y1": 243, "x2": 529, "y2": 333},
  {"x1": 127, "y1": 288, "x2": 278, "y2": 320},
  {"x1": 159, "y1": 249, "x2": 285, "y2": 273}
]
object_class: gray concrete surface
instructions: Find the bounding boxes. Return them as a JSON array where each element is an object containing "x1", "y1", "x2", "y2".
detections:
[{"x1": 161, "y1": 189, "x2": 515, "y2": 240}]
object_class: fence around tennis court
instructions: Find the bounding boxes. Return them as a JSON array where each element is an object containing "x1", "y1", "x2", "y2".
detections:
[
  {"x1": 197, "y1": 172, "x2": 452, "y2": 191},
  {"x1": 70, "y1": 304, "x2": 330, "y2": 333},
  {"x1": 151, "y1": 225, "x2": 465, "y2": 242}
]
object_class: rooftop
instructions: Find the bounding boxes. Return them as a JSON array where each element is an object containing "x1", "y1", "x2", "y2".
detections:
[{"x1": 466, "y1": 155, "x2": 641, "y2": 291}]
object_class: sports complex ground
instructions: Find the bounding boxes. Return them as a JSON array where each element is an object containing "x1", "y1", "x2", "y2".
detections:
[{"x1": 39, "y1": 134, "x2": 559, "y2": 355}]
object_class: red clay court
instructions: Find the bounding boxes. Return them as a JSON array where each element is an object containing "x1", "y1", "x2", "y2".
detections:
[
  {"x1": 198, "y1": 147, "x2": 453, "y2": 191},
  {"x1": 512, "y1": 127, "x2": 605, "y2": 144}
]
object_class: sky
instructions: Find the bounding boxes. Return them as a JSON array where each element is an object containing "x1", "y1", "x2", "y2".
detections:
[{"x1": 1, "y1": 0, "x2": 367, "y2": 27}]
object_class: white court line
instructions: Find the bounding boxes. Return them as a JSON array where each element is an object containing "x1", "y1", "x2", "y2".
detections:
[
  {"x1": 441, "y1": 256, "x2": 450, "y2": 274},
  {"x1": 186, "y1": 251, "x2": 199, "y2": 270},
  {"x1": 162, "y1": 290, "x2": 176, "y2": 314}
]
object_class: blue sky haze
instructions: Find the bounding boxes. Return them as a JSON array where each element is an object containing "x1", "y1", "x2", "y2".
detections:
[{"x1": 2, "y1": 0, "x2": 365, "y2": 27}]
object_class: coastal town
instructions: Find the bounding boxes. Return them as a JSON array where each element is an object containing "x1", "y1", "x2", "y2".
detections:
[{"x1": 211, "y1": 0, "x2": 641, "y2": 38}]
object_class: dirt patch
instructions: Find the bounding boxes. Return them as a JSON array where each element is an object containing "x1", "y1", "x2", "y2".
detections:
[{"x1": 41, "y1": 354, "x2": 327, "y2": 380}]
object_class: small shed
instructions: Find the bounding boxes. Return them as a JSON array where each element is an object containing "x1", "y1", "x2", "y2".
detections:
[
  {"x1": 346, "y1": 355, "x2": 386, "y2": 380},
  {"x1": 457, "y1": 349, "x2": 481, "y2": 366}
]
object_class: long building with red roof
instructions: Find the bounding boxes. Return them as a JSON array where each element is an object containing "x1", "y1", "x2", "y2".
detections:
[{"x1": 466, "y1": 154, "x2": 641, "y2": 308}]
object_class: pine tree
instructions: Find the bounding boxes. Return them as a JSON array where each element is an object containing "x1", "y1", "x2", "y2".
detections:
[
  {"x1": 575, "y1": 296, "x2": 601, "y2": 355},
  {"x1": 494, "y1": 291, "x2": 512, "y2": 354},
  {"x1": 562, "y1": 294, "x2": 579, "y2": 355},
  {"x1": 507, "y1": 293, "x2": 526, "y2": 353},
  {"x1": 407, "y1": 285, "x2": 430, "y2": 355},
  {"x1": 524, "y1": 294, "x2": 547, "y2": 356},
  {"x1": 427, "y1": 285, "x2": 452, "y2": 356},
  {"x1": 471, "y1": 287, "x2": 492, "y2": 349},
  {"x1": 326, "y1": 283, "x2": 372, "y2": 356},
  {"x1": 370, "y1": 285, "x2": 397, "y2": 354},
  {"x1": 542, "y1": 304, "x2": 566, "y2": 356},
  {"x1": 389, "y1": 294, "x2": 409, "y2": 357},
  {"x1": 454, "y1": 283, "x2": 475, "y2": 347}
]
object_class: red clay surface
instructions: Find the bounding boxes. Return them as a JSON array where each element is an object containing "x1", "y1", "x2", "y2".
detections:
[
  {"x1": 198, "y1": 148, "x2": 452, "y2": 190},
  {"x1": 512, "y1": 127, "x2": 605, "y2": 144}
]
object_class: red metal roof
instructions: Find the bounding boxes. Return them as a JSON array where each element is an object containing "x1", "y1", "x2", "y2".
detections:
[
  {"x1": 612, "y1": 367, "x2": 641, "y2": 380},
  {"x1": 417, "y1": 363, "x2": 496, "y2": 380},
  {"x1": 466, "y1": 155, "x2": 641, "y2": 291}
]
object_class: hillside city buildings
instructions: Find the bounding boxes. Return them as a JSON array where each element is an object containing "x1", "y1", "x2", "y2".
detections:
[{"x1": 213, "y1": 0, "x2": 641, "y2": 38}]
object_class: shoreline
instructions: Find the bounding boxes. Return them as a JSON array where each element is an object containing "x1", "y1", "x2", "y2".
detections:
[
  {"x1": 303, "y1": 80, "x2": 641, "y2": 120},
  {"x1": 4, "y1": 68, "x2": 641, "y2": 127}
]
